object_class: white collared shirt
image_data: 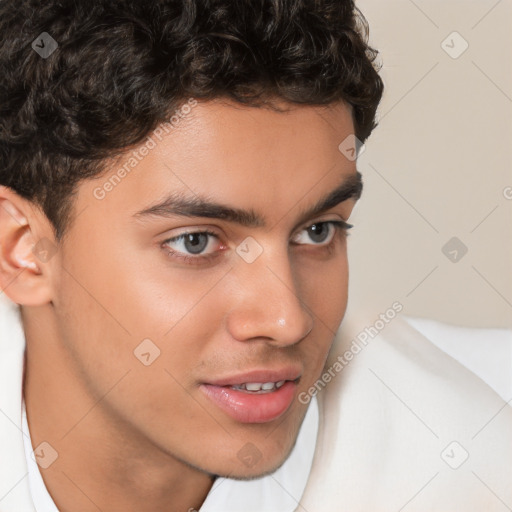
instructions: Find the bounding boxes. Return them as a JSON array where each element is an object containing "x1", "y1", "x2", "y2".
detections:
[{"x1": 21, "y1": 395, "x2": 318, "y2": 512}]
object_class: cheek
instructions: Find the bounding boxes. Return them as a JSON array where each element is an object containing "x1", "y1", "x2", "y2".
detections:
[
  {"x1": 296, "y1": 247, "x2": 349, "y2": 371},
  {"x1": 52, "y1": 246, "x2": 227, "y2": 433},
  {"x1": 297, "y1": 246, "x2": 349, "y2": 328},
  {"x1": 58, "y1": 222, "x2": 226, "y2": 340}
]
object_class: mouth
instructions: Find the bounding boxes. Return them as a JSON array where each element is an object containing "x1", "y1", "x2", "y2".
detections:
[
  {"x1": 200, "y1": 369, "x2": 301, "y2": 424},
  {"x1": 230, "y1": 380, "x2": 287, "y2": 393}
]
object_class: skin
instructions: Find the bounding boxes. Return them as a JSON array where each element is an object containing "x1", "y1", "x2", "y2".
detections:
[{"x1": 0, "y1": 98, "x2": 359, "y2": 512}]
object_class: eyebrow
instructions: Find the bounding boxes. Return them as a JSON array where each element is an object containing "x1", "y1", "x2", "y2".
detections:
[{"x1": 133, "y1": 171, "x2": 363, "y2": 228}]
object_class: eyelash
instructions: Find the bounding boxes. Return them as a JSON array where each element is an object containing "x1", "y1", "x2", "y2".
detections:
[{"x1": 161, "y1": 220, "x2": 353, "y2": 265}]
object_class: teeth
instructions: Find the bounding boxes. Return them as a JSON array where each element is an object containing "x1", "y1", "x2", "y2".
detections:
[
  {"x1": 246, "y1": 382, "x2": 264, "y2": 391},
  {"x1": 230, "y1": 381, "x2": 287, "y2": 393}
]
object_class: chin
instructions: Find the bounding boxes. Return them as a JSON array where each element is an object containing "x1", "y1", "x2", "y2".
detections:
[
  {"x1": 225, "y1": 456, "x2": 291, "y2": 481},
  {"x1": 223, "y1": 431, "x2": 301, "y2": 480},
  {"x1": 177, "y1": 403, "x2": 309, "y2": 480}
]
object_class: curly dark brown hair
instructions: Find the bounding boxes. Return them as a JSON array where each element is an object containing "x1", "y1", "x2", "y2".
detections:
[{"x1": 0, "y1": 0, "x2": 383, "y2": 239}]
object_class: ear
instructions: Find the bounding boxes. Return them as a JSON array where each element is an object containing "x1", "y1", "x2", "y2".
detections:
[{"x1": 0, "y1": 186, "x2": 55, "y2": 305}]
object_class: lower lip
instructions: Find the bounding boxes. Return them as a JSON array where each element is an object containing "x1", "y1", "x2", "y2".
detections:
[{"x1": 200, "y1": 381, "x2": 297, "y2": 423}]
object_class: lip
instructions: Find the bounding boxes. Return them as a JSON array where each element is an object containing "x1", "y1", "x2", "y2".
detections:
[{"x1": 200, "y1": 367, "x2": 302, "y2": 424}]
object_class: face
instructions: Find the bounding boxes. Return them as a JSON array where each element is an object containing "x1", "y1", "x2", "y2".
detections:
[{"x1": 42, "y1": 99, "x2": 359, "y2": 478}]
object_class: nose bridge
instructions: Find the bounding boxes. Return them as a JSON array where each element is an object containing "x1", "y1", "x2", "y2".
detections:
[{"x1": 226, "y1": 244, "x2": 314, "y2": 346}]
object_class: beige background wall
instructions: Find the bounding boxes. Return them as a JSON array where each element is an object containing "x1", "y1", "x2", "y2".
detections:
[{"x1": 347, "y1": 0, "x2": 512, "y2": 328}]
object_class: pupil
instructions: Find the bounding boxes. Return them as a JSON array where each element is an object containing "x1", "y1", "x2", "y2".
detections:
[
  {"x1": 309, "y1": 223, "x2": 329, "y2": 243},
  {"x1": 185, "y1": 233, "x2": 208, "y2": 254}
]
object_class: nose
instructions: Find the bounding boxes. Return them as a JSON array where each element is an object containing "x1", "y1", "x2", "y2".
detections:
[{"x1": 225, "y1": 248, "x2": 314, "y2": 347}]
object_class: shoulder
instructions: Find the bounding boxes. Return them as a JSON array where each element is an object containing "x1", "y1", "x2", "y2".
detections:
[{"x1": 299, "y1": 312, "x2": 512, "y2": 511}]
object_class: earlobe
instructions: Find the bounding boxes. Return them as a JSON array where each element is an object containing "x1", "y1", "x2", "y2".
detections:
[{"x1": 0, "y1": 188, "x2": 53, "y2": 305}]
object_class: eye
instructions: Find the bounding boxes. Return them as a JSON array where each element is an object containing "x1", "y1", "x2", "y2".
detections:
[
  {"x1": 291, "y1": 220, "x2": 353, "y2": 246},
  {"x1": 162, "y1": 229, "x2": 223, "y2": 264},
  {"x1": 161, "y1": 220, "x2": 353, "y2": 266}
]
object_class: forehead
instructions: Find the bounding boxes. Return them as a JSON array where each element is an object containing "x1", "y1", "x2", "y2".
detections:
[
  {"x1": 77, "y1": 99, "x2": 357, "y2": 227},
  {"x1": 157, "y1": 99, "x2": 355, "y2": 170}
]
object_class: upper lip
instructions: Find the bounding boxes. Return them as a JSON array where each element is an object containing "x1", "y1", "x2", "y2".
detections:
[{"x1": 205, "y1": 367, "x2": 302, "y2": 387}]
